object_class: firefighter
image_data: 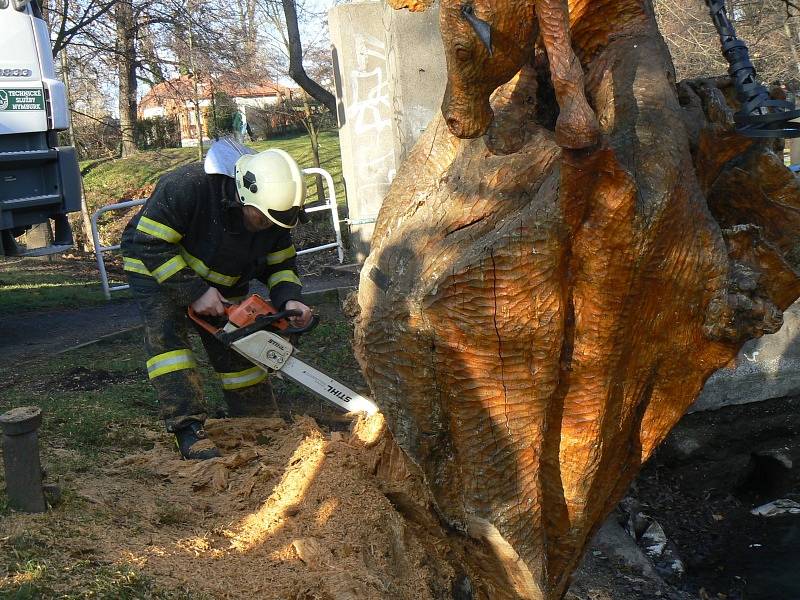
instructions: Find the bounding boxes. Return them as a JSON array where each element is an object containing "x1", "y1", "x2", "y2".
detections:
[{"x1": 120, "y1": 145, "x2": 313, "y2": 460}]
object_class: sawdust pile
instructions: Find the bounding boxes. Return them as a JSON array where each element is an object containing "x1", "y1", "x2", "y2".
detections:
[{"x1": 75, "y1": 415, "x2": 456, "y2": 599}]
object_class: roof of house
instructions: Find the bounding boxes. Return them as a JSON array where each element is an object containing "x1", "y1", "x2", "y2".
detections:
[{"x1": 140, "y1": 74, "x2": 294, "y2": 111}]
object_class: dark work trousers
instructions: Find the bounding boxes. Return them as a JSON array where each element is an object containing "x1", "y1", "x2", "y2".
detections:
[{"x1": 133, "y1": 286, "x2": 276, "y2": 432}]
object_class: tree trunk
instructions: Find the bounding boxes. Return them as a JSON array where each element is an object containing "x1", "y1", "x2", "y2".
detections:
[
  {"x1": 302, "y1": 92, "x2": 325, "y2": 203},
  {"x1": 236, "y1": 0, "x2": 258, "y2": 74},
  {"x1": 187, "y1": 25, "x2": 204, "y2": 162},
  {"x1": 280, "y1": 0, "x2": 337, "y2": 115},
  {"x1": 115, "y1": 0, "x2": 138, "y2": 158},
  {"x1": 353, "y1": 1, "x2": 800, "y2": 598},
  {"x1": 60, "y1": 48, "x2": 94, "y2": 252},
  {"x1": 309, "y1": 129, "x2": 324, "y2": 203}
]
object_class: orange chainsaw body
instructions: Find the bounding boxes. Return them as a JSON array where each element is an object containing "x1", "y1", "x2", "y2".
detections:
[
  {"x1": 226, "y1": 294, "x2": 287, "y2": 330},
  {"x1": 188, "y1": 294, "x2": 288, "y2": 335},
  {"x1": 187, "y1": 294, "x2": 378, "y2": 415}
]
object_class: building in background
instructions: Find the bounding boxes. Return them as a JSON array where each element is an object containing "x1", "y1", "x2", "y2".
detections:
[{"x1": 139, "y1": 74, "x2": 299, "y2": 146}]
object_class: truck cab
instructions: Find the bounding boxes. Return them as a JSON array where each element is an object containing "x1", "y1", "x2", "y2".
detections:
[{"x1": 0, "y1": 0, "x2": 81, "y2": 256}]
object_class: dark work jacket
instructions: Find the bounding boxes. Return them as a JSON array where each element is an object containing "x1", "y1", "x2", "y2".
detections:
[{"x1": 120, "y1": 163, "x2": 302, "y2": 308}]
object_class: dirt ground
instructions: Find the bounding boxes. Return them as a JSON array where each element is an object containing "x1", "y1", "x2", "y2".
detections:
[
  {"x1": 4, "y1": 397, "x2": 796, "y2": 599},
  {"x1": 2, "y1": 414, "x2": 456, "y2": 599},
  {"x1": 560, "y1": 394, "x2": 800, "y2": 600},
  {"x1": 632, "y1": 396, "x2": 800, "y2": 600}
]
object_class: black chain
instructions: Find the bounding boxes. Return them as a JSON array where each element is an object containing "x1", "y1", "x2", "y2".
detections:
[{"x1": 705, "y1": 0, "x2": 800, "y2": 138}]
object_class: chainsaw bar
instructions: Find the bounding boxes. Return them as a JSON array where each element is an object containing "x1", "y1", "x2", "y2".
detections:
[
  {"x1": 280, "y1": 356, "x2": 378, "y2": 415},
  {"x1": 230, "y1": 329, "x2": 378, "y2": 415}
]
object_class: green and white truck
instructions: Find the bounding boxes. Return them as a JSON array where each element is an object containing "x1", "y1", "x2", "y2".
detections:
[{"x1": 0, "y1": 0, "x2": 80, "y2": 256}]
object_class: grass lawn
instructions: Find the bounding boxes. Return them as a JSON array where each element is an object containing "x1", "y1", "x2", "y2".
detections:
[
  {"x1": 81, "y1": 130, "x2": 348, "y2": 258},
  {"x1": 0, "y1": 133, "x2": 361, "y2": 597},
  {"x1": 3, "y1": 129, "x2": 350, "y2": 312},
  {"x1": 0, "y1": 257, "x2": 129, "y2": 314},
  {"x1": 0, "y1": 297, "x2": 364, "y2": 597}
]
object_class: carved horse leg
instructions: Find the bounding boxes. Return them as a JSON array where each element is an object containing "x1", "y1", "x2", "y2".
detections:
[{"x1": 536, "y1": 0, "x2": 600, "y2": 149}]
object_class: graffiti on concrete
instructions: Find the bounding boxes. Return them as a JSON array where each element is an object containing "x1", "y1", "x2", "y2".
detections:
[{"x1": 346, "y1": 34, "x2": 396, "y2": 208}]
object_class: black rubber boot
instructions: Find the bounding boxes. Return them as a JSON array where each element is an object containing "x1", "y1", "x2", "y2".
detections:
[{"x1": 174, "y1": 422, "x2": 221, "y2": 460}]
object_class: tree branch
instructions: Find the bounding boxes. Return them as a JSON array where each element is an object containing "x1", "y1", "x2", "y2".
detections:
[
  {"x1": 52, "y1": 0, "x2": 117, "y2": 57},
  {"x1": 280, "y1": 0, "x2": 336, "y2": 115}
]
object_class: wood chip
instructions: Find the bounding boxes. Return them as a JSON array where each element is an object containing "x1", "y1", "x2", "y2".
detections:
[{"x1": 292, "y1": 537, "x2": 333, "y2": 569}]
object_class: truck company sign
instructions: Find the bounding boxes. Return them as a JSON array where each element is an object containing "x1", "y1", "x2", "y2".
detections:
[{"x1": 0, "y1": 88, "x2": 44, "y2": 111}]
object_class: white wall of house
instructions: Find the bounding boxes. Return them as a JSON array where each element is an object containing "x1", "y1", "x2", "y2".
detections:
[
  {"x1": 184, "y1": 99, "x2": 212, "y2": 110},
  {"x1": 142, "y1": 106, "x2": 165, "y2": 118},
  {"x1": 234, "y1": 95, "x2": 280, "y2": 108},
  {"x1": 143, "y1": 95, "x2": 281, "y2": 147},
  {"x1": 181, "y1": 137, "x2": 211, "y2": 147}
]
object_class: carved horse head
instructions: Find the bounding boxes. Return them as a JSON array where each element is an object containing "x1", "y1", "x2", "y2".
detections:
[{"x1": 439, "y1": 0, "x2": 536, "y2": 138}]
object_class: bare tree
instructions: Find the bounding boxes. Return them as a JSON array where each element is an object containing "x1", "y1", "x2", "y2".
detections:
[
  {"x1": 278, "y1": 0, "x2": 335, "y2": 114},
  {"x1": 233, "y1": 0, "x2": 260, "y2": 74},
  {"x1": 655, "y1": 0, "x2": 800, "y2": 84},
  {"x1": 42, "y1": 0, "x2": 118, "y2": 58},
  {"x1": 115, "y1": 0, "x2": 137, "y2": 156}
]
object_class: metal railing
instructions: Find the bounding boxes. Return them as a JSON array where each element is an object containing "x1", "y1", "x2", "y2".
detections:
[
  {"x1": 92, "y1": 167, "x2": 344, "y2": 300},
  {"x1": 92, "y1": 198, "x2": 146, "y2": 300},
  {"x1": 300, "y1": 167, "x2": 344, "y2": 263}
]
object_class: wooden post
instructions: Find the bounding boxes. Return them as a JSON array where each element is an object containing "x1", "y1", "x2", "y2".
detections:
[{"x1": 0, "y1": 406, "x2": 46, "y2": 513}]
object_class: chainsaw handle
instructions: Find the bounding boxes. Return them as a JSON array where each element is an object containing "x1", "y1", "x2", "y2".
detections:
[
  {"x1": 269, "y1": 307, "x2": 300, "y2": 318},
  {"x1": 284, "y1": 314, "x2": 320, "y2": 336},
  {"x1": 188, "y1": 305, "x2": 299, "y2": 332},
  {"x1": 189, "y1": 298, "x2": 319, "y2": 344},
  {"x1": 188, "y1": 306, "x2": 226, "y2": 335}
]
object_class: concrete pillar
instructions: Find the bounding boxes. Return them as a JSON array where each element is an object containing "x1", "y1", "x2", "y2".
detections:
[
  {"x1": 790, "y1": 137, "x2": 800, "y2": 167},
  {"x1": 382, "y1": 2, "x2": 446, "y2": 166},
  {"x1": 330, "y1": 1, "x2": 446, "y2": 260},
  {"x1": 330, "y1": 3, "x2": 395, "y2": 261}
]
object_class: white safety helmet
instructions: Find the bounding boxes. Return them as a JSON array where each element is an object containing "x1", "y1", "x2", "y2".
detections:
[{"x1": 234, "y1": 148, "x2": 307, "y2": 228}]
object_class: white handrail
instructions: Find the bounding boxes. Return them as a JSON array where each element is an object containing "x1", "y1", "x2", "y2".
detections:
[
  {"x1": 301, "y1": 167, "x2": 344, "y2": 264},
  {"x1": 91, "y1": 199, "x2": 146, "y2": 300}
]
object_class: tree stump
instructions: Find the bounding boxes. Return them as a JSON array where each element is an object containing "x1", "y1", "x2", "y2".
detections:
[{"x1": 353, "y1": 0, "x2": 800, "y2": 597}]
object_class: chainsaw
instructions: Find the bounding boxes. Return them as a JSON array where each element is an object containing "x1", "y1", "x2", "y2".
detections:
[{"x1": 188, "y1": 294, "x2": 378, "y2": 415}]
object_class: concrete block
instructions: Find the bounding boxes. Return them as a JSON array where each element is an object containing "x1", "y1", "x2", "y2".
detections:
[
  {"x1": 692, "y1": 298, "x2": 800, "y2": 412},
  {"x1": 382, "y1": 2, "x2": 446, "y2": 165}
]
